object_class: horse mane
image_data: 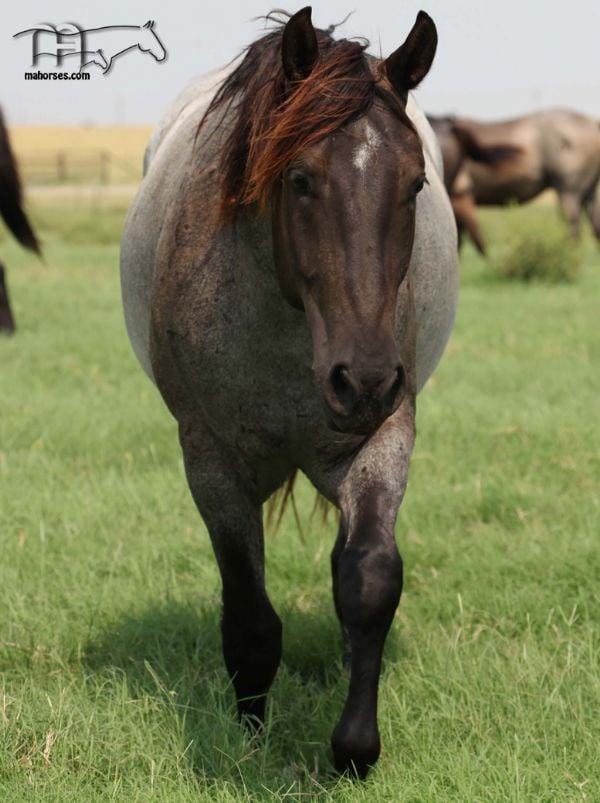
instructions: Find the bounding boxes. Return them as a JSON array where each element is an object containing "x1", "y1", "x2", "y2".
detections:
[
  {"x1": 197, "y1": 12, "x2": 413, "y2": 224},
  {"x1": 0, "y1": 108, "x2": 40, "y2": 254}
]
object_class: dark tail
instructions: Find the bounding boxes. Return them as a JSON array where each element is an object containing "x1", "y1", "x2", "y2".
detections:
[
  {"x1": 451, "y1": 122, "x2": 522, "y2": 166},
  {"x1": 0, "y1": 108, "x2": 40, "y2": 254}
]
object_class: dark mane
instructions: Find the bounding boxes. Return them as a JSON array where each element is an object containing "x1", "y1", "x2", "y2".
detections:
[
  {"x1": 0, "y1": 108, "x2": 40, "y2": 254},
  {"x1": 197, "y1": 14, "x2": 413, "y2": 223}
]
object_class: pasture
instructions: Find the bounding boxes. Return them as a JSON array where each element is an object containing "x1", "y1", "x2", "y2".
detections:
[{"x1": 0, "y1": 198, "x2": 599, "y2": 801}]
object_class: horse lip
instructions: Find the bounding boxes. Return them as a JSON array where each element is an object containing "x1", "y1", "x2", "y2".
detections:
[{"x1": 325, "y1": 408, "x2": 383, "y2": 437}]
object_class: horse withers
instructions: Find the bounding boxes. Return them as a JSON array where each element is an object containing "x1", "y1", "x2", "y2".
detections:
[
  {"x1": 0, "y1": 107, "x2": 40, "y2": 333},
  {"x1": 121, "y1": 8, "x2": 458, "y2": 777}
]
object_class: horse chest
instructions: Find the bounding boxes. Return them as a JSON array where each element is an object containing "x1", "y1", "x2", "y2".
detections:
[{"x1": 162, "y1": 267, "x2": 318, "y2": 454}]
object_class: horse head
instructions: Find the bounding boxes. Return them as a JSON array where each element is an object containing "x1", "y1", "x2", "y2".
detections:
[
  {"x1": 200, "y1": 7, "x2": 437, "y2": 436},
  {"x1": 139, "y1": 20, "x2": 166, "y2": 62},
  {"x1": 270, "y1": 9, "x2": 437, "y2": 435}
]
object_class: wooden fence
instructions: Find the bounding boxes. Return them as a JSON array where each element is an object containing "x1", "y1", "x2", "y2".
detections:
[{"x1": 16, "y1": 148, "x2": 142, "y2": 185}]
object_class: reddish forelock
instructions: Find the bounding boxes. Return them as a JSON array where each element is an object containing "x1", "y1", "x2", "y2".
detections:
[{"x1": 197, "y1": 21, "x2": 409, "y2": 224}]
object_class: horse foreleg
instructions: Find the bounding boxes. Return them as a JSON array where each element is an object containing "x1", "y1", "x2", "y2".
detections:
[
  {"x1": 331, "y1": 523, "x2": 351, "y2": 668},
  {"x1": 0, "y1": 262, "x2": 16, "y2": 334},
  {"x1": 451, "y1": 192, "x2": 487, "y2": 256},
  {"x1": 584, "y1": 186, "x2": 600, "y2": 240},
  {"x1": 331, "y1": 398, "x2": 415, "y2": 777},
  {"x1": 179, "y1": 424, "x2": 282, "y2": 725},
  {"x1": 558, "y1": 191, "x2": 582, "y2": 238}
]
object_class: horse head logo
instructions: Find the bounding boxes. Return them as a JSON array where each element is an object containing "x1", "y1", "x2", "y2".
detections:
[{"x1": 139, "y1": 20, "x2": 166, "y2": 63}]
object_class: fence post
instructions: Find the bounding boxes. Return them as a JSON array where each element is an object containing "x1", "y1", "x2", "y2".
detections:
[
  {"x1": 99, "y1": 150, "x2": 109, "y2": 183},
  {"x1": 57, "y1": 151, "x2": 67, "y2": 182}
]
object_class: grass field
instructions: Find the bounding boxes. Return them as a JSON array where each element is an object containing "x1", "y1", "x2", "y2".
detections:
[{"x1": 0, "y1": 198, "x2": 599, "y2": 802}]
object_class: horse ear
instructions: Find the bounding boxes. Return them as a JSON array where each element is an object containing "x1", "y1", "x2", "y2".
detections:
[
  {"x1": 282, "y1": 6, "x2": 319, "y2": 81},
  {"x1": 384, "y1": 11, "x2": 437, "y2": 101}
]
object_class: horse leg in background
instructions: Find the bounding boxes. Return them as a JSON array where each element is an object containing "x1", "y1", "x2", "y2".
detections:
[
  {"x1": 451, "y1": 192, "x2": 487, "y2": 256},
  {"x1": 557, "y1": 191, "x2": 583, "y2": 238},
  {"x1": 0, "y1": 262, "x2": 16, "y2": 334},
  {"x1": 179, "y1": 424, "x2": 282, "y2": 724},
  {"x1": 584, "y1": 185, "x2": 600, "y2": 240},
  {"x1": 330, "y1": 397, "x2": 415, "y2": 777}
]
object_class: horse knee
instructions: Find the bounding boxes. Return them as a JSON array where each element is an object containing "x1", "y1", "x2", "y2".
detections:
[{"x1": 337, "y1": 538, "x2": 403, "y2": 635}]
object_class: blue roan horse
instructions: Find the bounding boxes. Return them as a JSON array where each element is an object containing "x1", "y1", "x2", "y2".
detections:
[{"x1": 121, "y1": 8, "x2": 458, "y2": 777}]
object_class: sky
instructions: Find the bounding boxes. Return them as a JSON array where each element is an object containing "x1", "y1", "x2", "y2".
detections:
[{"x1": 1, "y1": 1, "x2": 598, "y2": 126}]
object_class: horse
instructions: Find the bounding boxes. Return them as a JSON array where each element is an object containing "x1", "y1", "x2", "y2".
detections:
[
  {"x1": 120, "y1": 7, "x2": 458, "y2": 778},
  {"x1": 428, "y1": 115, "x2": 521, "y2": 254},
  {"x1": 440, "y1": 110, "x2": 600, "y2": 253},
  {"x1": 0, "y1": 107, "x2": 40, "y2": 334}
]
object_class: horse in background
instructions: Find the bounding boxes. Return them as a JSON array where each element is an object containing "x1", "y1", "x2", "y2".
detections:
[
  {"x1": 121, "y1": 7, "x2": 458, "y2": 778},
  {"x1": 434, "y1": 110, "x2": 600, "y2": 254},
  {"x1": 0, "y1": 108, "x2": 40, "y2": 334},
  {"x1": 428, "y1": 115, "x2": 520, "y2": 254}
]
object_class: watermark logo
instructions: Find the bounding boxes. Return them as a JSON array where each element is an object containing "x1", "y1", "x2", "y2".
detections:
[{"x1": 13, "y1": 20, "x2": 167, "y2": 77}]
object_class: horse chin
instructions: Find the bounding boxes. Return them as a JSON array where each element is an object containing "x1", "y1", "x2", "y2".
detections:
[{"x1": 325, "y1": 409, "x2": 387, "y2": 437}]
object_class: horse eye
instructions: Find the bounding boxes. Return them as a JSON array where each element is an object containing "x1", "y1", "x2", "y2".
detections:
[
  {"x1": 288, "y1": 170, "x2": 312, "y2": 197},
  {"x1": 412, "y1": 175, "x2": 427, "y2": 197}
]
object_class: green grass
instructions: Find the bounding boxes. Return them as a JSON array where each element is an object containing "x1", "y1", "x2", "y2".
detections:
[{"x1": 0, "y1": 200, "x2": 599, "y2": 801}]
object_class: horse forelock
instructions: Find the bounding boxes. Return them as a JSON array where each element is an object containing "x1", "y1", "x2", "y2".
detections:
[{"x1": 197, "y1": 18, "x2": 415, "y2": 224}]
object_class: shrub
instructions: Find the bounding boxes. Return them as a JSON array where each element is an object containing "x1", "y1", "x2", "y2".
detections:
[{"x1": 493, "y1": 212, "x2": 582, "y2": 283}]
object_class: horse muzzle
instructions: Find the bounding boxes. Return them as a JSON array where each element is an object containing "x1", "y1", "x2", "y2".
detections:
[{"x1": 322, "y1": 361, "x2": 406, "y2": 435}]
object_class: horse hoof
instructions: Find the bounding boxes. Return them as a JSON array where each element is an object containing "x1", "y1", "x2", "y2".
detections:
[
  {"x1": 331, "y1": 723, "x2": 380, "y2": 779},
  {"x1": 237, "y1": 694, "x2": 267, "y2": 730}
]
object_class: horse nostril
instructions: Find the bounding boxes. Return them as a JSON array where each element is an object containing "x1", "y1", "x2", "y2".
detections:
[
  {"x1": 383, "y1": 365, "x2": 406, "y2": 410},
  {"x1": 329, "y1": 364, "x2": 358, "y2": 415}
]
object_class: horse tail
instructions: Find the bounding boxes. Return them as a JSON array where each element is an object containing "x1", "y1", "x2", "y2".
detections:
[
  {"x1": 266, "y1": 470, "x2": 303, "y2": 537},
  {"x1": 0, "y1": 108, "x2": 41, "y2": 254},
  {"x1": 265, "y1": 470, "x2": 335, "y2": 538},
  {"x1": 451, "y1": 122, "x2": 522, "y2": 167}
]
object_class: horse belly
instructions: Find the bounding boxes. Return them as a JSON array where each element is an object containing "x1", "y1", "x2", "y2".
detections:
[{"x1": 470, "y1": 161, "x2": 544, "y2": 205}]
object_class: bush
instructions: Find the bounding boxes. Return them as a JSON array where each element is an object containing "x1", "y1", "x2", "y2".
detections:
[{"x1": 493, "y1": 212, "x2": 582, "y2": 283}]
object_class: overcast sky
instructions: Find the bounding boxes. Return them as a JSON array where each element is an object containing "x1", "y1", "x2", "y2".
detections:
[{"x1": 1, "y1": 1, "x2": 598, "y2": 125}]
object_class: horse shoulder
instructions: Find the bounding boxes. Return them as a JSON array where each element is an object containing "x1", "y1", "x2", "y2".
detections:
[{"x1": 122, "y1": 72, "x2": 228, "y2": 380}]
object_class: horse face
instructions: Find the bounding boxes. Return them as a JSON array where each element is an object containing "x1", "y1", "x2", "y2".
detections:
[
  {"x1": 139, "y1": 21, "x2": 166, "y2": 62},
  {"x1": 271, "y1": 10, "x2": 437, "y2": 436},
  {"x1": 273, "y1": 111, "x2": 425, "y2": 434}
]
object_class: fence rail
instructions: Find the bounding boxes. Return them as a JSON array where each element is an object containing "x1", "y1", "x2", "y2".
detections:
[{"x1": 16, "y1": 148, "x2": 142, "y2": 185}]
